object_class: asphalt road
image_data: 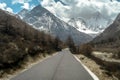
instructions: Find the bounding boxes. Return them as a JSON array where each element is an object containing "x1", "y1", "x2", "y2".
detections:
[{"x1": 11, "y1": 49, "x2": 94, "y2": 80}]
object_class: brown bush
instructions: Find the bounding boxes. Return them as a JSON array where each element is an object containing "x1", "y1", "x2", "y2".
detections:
[
  {"x1": 115, "y1": 49, "x2": 120, "y2": 59},
  {"x1": 3, "y1": 49, "x2": 24, "y2": 63},
  {"x1": 79, "y1": 44, "x2": 93, "y2": 57},
  {"x1": 66, "y1": 36, "x2": 77, "y2": 54}
]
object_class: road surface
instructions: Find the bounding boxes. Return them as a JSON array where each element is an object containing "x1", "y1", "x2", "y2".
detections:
[{"x1": 11, "y1": 49, "x2": 94, "y2": 80}]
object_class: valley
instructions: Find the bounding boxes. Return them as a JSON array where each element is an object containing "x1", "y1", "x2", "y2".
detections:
[{"x1": 0, "y1": 0, "x2": 120, "y2": 80}]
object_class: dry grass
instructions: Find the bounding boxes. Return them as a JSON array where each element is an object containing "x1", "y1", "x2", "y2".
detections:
[{"x1": 75, "y1": 54, "x2": 118, "y2": 80}]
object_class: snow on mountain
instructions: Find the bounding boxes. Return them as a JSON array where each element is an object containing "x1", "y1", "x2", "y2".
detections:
[
  {"x1": 40, "y1": 0, "x2": 120, "y2": 38},
  {"x1": 68, "y1": 11, "x2": 113, "y2": 37},
  {"x1": 68, "y1": 18, "x2": 87, "y2": 32},
  {"x1": 68, "y1": 18, "x2": 99, "y2": 37},
  {"x1": 18, "y1": 5, "x2": 93, "y2": 45}
]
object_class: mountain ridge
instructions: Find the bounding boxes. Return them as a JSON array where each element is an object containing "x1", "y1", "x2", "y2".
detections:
[
  {"x1": 18, "y1": 5, "x2": 93, "y2": 45},
  {"x1": 92, "y1": 13, "x2": 120, "y2": 43}
]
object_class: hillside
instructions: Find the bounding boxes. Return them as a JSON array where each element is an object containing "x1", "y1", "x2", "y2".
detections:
[
  {"x1": 91, "y1": 13, "x2": 120, "y2": 57},
  {"x1": 0, "y1": 9, "x2": 63, "y2": 68}
]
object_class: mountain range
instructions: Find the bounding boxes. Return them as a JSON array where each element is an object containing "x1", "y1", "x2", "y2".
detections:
[
  {"x1": 18, "y1": 5, "x2": 92, "y2": 45},
  {"x1": 68, "y1": 12, "x2": 113, "y2": 37},
  {"x1": 17, "y1": 4, "x2": 120, "y2": 46}
]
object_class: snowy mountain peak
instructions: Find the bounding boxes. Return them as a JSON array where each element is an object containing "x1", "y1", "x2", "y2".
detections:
[
  {"x1": 68, "y1": 18, "x2": 87, "y2": 32},
  {"x1": 67, "y1": 11, "x2": 113, "y2": 37},
  {"x1": 30, "y1": 5, "x2": 48, "y2": 15},
  {"x1": 68, "y1": 17, "x2": 99, "y2": 37}
]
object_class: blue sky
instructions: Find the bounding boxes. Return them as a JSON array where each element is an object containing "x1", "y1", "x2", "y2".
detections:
[
  {"x1": 0, "y1": 0, "x2": 40, "y2": 13},
  {"x1": 0, "y1": 0, "x2": 120, "y2": 14},
  {"x1": 0, "y1": 0, "x2": 61, "y2": 13}
]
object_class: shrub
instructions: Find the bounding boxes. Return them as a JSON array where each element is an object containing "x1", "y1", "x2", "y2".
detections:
[
  {"x1": 79, "y1": 44, "x2": 93, "y2": 57},
  {"x1": 1, "y1": 48, "x2": 25, "y2": 65},
  {"x1": 66, "y1": 36, "x2": 77, "y2": 54},
  {"x1": 28, "y1": 46, "x2": 44, "y2": 56},
  {"x1": 115, "y1": 49, "x2": 120, "y2": 59}
]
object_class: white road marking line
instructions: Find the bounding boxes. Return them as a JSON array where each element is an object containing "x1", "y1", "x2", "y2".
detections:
[{"x1": 74, "y1": 55, "x2": 99, "y2": 80}]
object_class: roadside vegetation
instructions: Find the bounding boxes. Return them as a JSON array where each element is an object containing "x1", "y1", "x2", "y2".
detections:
[
  {"x1": 91, "y1": 38, "x2": 120, "y2": 59},
  {"x1": 66, "y1": 36, "x2": 93, "y2": 56},
  {"x1": 0, "y1": 9, "x2": 65, "y2": 78},
  {"x1": 90, "y1": 40, "x2": 120, "y2": 79},
  {"x1": 66, "y1": 36, "x2": 120, "y2": 80}
]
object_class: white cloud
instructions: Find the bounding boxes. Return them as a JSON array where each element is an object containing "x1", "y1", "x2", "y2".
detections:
[
  {"x1": 12, "y1": 0, "x2": 32, "y2": 4},
  {"x1": 41, "y1": 0, "x2": 120, "y2": 22},
  {"x1": 92, "y1": 0, "x2": 111, "y2": 2},
  {"x1": 6, "y1": 7, "x2": 13, "y2": 13},
  {"x1": 21, "y1": 3, "x2": 30, "y2": 9},
  {"x1": 0, "y1": 3, "x2": 13, "y2": 13},
  {"x1": 0, "y1": 3, "x2": 7, "y2": 10},
  {"x1": 30, "y1": 4, "x2": 36, "y2": 9},
  {"x1": 41, "y1": 0, "x2": 55, "y2": 7},
  {"x1": 12, "y1": 0, "x2": 34, "y2": 10},
  {"x1": 21, "y1": 3, "x2": 35, "y2": 10}
]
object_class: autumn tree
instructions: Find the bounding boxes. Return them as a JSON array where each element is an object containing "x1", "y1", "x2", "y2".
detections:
[
  {"x1": 66, "y1": 36, "x2": 76, "y2": 54},
  {"x1": 54, "y1": 36, "x2": 62, "y2": 51}
]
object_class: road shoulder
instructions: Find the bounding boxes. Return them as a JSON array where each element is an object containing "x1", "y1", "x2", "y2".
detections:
[{"x1": 75, "y1": 54, "x2": 115, "y2": 80}]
